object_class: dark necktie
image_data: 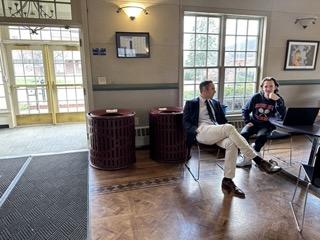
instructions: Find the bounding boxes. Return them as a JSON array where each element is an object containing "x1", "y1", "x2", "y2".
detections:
[{"x1": 205, "y1": 100, "x2": 216, "y2": 123}]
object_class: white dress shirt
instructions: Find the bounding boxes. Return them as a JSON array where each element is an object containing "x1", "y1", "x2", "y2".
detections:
[{"x1": 198, "y1": 96, "x2": 217, "y2": 127}]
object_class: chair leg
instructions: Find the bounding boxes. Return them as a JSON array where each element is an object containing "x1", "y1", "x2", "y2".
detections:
[
  {"x1": 196, "y1": 144, "x2": 201, "y2": 180},
  {"x1": 291, "y1": 165, "x2": 301, "y2": 203},
  {"x1": 185, "y1": 144, "x2": 224, "y2": 181},
  {"x1": 264, "y1": 136, "x2": 293, "y2": 166},
  {"x1": 185, "y1": 144, "x2": 200, "y2": 181},
  {"x1": 290, "y1": 165, "x2": 307, "y2": 232},
  {"x1": 300, "y1": 183, "x2": 310, "y2": 231},
  {"x1": 289, "y1": 135, "x2": 293, "y2": 166},
  {"x1": 263, "y1": 139, "x2": 272, "y2": 158}
]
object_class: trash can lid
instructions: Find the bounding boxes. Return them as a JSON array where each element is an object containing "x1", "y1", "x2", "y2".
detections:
[
  {"x1": 88, "y1": 109, "x2": 135, "y2": 118},
  {"x1": 150, "y1": 106, "x2": 183, "y2": 115}
]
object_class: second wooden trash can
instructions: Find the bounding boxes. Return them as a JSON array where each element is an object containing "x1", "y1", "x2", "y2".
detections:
[
  {"x1": 88, "y1": 109, "x2": 136, "y2": 170},
  {"x1": 149, "y1": 107, "x2": 187, "y2": 163}
]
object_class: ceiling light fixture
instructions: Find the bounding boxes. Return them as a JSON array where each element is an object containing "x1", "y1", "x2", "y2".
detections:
[
  {"x1": 295, "y1": 17, "x2": 317, "y2": 29},
  {"x1": 7, "y1": 0, "x2": 55, "y2": 34}
]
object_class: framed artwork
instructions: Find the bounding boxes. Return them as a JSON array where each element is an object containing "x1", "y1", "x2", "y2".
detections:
[
  {"x1": 116, "y1": 32, "x2": 150, "y2": 58},
  {"x1": 284, "y1": 40, "x2": 319, "y2": 70}
]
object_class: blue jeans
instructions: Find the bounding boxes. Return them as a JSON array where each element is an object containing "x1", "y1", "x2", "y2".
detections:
[{"x1": 240, "y1": 124, "x2": 274, "y2": 152}]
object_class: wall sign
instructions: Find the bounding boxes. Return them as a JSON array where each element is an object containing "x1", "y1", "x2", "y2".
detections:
[{"x1": 92, "y1": 48, "x2": 106, "y2": 56}]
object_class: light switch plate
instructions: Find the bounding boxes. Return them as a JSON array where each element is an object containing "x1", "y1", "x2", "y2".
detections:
[{"x1": 97, "y1": 76, "x2": 106, "y2": 85}]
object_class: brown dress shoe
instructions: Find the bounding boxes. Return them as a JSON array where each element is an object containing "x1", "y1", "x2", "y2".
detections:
[
  {"x1": 221, "y1": 179, "x2": 245, "y2": 198},
  {"x1": 258, "y1": 159, "x2": 282, "y2": 174}
]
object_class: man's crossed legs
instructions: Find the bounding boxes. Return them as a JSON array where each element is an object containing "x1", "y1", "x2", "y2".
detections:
[{"x1": 196, "y1": 124, "x2": 281, "y2": 198}]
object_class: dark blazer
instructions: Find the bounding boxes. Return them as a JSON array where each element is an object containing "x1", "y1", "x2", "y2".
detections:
[{"x1": 183, "y1": 97, "x2": 228, "y2": 147}]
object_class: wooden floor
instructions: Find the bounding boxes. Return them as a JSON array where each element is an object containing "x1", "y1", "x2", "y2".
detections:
[{"x1": 89, "y1": 135, "x2": 320, "y2": 240}]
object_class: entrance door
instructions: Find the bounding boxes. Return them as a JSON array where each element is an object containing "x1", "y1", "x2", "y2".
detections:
[{"x1": 7, "y1": 44, "x2": 85, "y2": 125}]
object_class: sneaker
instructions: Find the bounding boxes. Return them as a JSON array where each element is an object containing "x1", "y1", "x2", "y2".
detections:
[
  {"x1": 257, "y1": 159, "x2": 281, "y2": 174},
  {"x1": 269, "y1": 159, "x2": 279, "y2": 166},
  {"x1": 236, "y1": 154, "x2": 252, "y2": 168},
  {"x1": 251, "y1": 143, "x2": 262, "y2": 157}
]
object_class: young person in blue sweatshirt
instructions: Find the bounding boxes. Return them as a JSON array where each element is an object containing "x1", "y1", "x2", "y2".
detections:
[{"x1": 237, "y1": 77, "x2": 286, "y2": 167}]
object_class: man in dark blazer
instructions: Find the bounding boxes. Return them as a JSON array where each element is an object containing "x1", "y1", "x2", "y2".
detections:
[{"x1": 183, "y1": 80, "x2": 281, "y2": 198}]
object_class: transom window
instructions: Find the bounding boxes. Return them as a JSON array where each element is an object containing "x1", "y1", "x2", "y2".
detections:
[
  {"x1": 0, "y1": 0, "x2": 72, "y2": 20},
  {"x1": 8, "y1": 26, "x2": 79, "y2": 41},
  {"x1": 183, "y1": 13, "x2": 264, "y2": 112}
]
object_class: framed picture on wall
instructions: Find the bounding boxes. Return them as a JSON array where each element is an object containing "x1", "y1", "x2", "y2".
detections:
[
  {"x1": 116, "y1": 32, "x2": 150, "y2": 58},
  {"x1": 284, "y1": 40, "x2": 319, "y2": 70}
]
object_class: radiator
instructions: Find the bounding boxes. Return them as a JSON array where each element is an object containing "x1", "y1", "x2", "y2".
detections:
[
  {"x1": 135, "y1": 126, "x2": 150, "y2": 147},
  {"x1": 134, "y1": 119, "x2": 244, "y2": 147},
  {"x1": 229, "y1": 119, "x2": 245, "y2": 132}
]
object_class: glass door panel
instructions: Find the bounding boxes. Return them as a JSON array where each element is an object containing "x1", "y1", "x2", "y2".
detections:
[
  {"x1": 11, "y1": 48, "x2": 49, "y2": 114},
  {"x1": 8, "y1": 44, "x2": 85, "y2": 125},
  {"x1": 52, "y1": 48, "x2": 84, "y2": 113},
  {"x1": 50, "y1": 46, "x2": 85, "y2": 123}
]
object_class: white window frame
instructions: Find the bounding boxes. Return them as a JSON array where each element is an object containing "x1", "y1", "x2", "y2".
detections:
[{"x1": 182, "y1": 12, "x2": 265, "y2": 114}]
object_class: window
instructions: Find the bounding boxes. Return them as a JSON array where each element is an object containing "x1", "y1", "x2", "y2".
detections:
[
  {"x1": 183, "y1": 13, "x2": 264, "y2": 113},
  {"x1": 1, "y1": 0, "x2": 72, "y2": 20},
  {"x1": 8, "y1": 26, "x2": 79, "y2": 41},
  {"x1": 183, "y1": 15, "x2": 220, "y2": 101},
  {"x1": 53, "y1": 50, "x2": 84, "y2": 112},
  {"x1": 12, "y1": 49, "x2": 48, "y2": 114}
]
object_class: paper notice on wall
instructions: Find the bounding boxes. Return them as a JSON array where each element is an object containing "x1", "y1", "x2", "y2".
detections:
[{"x1": 120, "y1": 36, "x2": 146, "y2": 54}]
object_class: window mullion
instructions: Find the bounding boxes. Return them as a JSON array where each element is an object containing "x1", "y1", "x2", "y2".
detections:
[
  {"x1": 256, "y1": 18, "x2": 264, "y2": 92},
  {"x1": 218, "y1": 15, "x2": 226, "y2": 103}
]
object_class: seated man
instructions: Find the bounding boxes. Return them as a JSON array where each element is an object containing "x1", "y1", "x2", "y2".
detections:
[
  {"x1": 237, "y1": 77, "x2": 286, "y2": 167},
  {"x1": 183, "y1": 80, "x2": 281, "y2": 199}
]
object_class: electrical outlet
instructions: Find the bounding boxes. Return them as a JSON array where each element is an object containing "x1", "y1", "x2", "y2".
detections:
[
  {"x1": 105, "y1": 77, "x2": 111, "y2": 84},
  {"x1": 135, "y1": 117, "x2": 139, "y2": 125},
  {"x1": 97, "y1": 76, "x2": 106, "y2": 85}
]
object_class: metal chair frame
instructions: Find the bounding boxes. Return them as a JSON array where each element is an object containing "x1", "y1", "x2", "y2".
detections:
[
  {"x1": 185, "y1": 142, "x2": 224, "y2": 181},
  {"x1": 262, "y1": 134, "x2": 293, "y2": 166},
  {"x1": 289, "y1": 164, "x2": 312, "y2": 232}
]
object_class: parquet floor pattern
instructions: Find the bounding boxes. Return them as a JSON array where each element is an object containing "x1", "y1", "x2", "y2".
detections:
[{"x1": 89, "y1": 136, "x2": 320, "y2": 240}]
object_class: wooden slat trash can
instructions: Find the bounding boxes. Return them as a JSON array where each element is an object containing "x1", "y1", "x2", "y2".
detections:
[
  {"x1": 88, "y1": 109, "x2": 136, "y2": 170},
  {"x1": 149, "y1": 107, "x2": 187, "y2": 163}
]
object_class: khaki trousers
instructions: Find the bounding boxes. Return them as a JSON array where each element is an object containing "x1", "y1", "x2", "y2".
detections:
[{"x1": 196, "y1": 123, "x2": 257, "y2": 179}]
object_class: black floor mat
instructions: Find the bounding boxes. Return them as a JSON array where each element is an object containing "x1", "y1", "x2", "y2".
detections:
[
  {"x1": 0, "y1": 151, "x2": 88, "y2": 240},
  {"x1": 0, "y1": 157, "x2": 28, "y2": 199}
]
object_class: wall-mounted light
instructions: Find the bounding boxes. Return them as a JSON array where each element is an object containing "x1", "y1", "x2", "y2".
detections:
[
  {"x1": 116, "y1": 4, "x2": 148, "y2": 20},
  {"x1": 295, "y1": 17, "x2": 317, "y2": 29}
]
